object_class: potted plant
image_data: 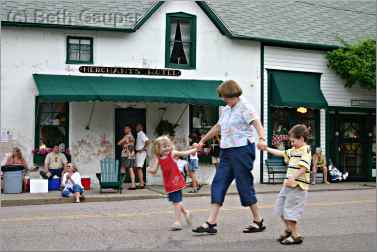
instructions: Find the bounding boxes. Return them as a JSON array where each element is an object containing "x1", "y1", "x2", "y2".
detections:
[{"x1": 155, "y1": 120, "x2": 178, "y2": 136}]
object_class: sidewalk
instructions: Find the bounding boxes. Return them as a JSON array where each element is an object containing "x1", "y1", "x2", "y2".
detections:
[{"x1": 1, "y1": 181, "x2": 375, "y2": 207}]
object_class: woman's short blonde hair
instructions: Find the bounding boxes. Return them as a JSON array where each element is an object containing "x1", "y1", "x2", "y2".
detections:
[
  {"x1": 151, "y1": 135, "x2": 173, "y2": 156},
  {"x1": 67, "y1": 163, "x2": 78, "y2": 172},
  {"x1": 217, "y1": 80, "x2": 242, "y2": 98}
]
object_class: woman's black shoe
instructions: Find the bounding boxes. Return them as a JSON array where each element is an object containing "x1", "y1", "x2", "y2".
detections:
[{"x1": 192, "y1": 221, "x2": 217, "y2": 234}]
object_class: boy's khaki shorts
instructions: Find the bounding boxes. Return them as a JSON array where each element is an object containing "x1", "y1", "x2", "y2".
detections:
[{"x1": 274, "y1": 186, "x2": 308, "y2": 222}]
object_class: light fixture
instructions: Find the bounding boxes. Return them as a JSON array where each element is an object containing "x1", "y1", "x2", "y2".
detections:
[{"x1": 297, "y1": 107, "x2": 307, "y2": 114}]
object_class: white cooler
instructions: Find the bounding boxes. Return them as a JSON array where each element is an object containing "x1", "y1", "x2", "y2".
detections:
[{"x1": 30, "y1": 179, "x2": 48, "y2": 193}]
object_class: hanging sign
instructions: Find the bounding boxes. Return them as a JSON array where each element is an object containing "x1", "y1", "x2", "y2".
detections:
[{"x1": 79, "y1": 66, "x2": 181, "y2": 77}]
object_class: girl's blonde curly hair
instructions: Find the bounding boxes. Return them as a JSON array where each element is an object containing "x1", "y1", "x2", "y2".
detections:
[{"x1": 151, "y1": 135, "x2": 173, "y2": 156}]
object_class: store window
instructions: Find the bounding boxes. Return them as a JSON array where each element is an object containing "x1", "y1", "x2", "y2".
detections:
[
  {"x1": 35, "y1": 102, "x2": 69, "y2": 149},
  {"x1": 270, "y1": 107, "x2": 319, "y2": 151},
  {"x1": 165, "y1": 13, "x2": 196, "y2": 69},
  {"x1": 66, "y1": 36, "x2": 93, "y2": 64},
  {"x1": 190, "y1": 105, "x2": 219, "y2": 162}
]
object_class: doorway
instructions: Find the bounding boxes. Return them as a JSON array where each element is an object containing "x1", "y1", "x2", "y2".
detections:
[
  {"x1": 115, "y1": 108, "x2": 147, "y2": 183},
  {"x1": 328, "y1": 112, "x2": 375, "y2": 181}
]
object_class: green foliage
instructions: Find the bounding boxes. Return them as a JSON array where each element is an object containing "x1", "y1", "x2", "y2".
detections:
[
  {"x1": 155, "y1": 120, "x2": 178, "y2": 136},
  {"x1": 326, "y1": 39, "x2": 376, "y2": 89}
]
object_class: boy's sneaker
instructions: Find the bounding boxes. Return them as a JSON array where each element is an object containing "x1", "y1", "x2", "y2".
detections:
[{"x1": 184, "y1": 211, "x2": 192, "y2": 226}]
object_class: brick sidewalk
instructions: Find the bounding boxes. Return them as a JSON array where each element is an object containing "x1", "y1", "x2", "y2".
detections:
[{"x1": 1, "y1": 181, "x2": 375, "y2": 207}]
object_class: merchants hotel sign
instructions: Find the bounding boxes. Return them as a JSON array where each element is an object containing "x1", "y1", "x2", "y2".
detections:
[{"x1": 79, "y1": 66, "x2": 181, "y2": 77}]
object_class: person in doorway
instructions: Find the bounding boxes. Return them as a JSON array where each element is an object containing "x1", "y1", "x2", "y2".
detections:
[
  {"x1": 174, "y1": 155, "x2": 189, "y2": 183},
  {"x1": 311, "y1": 147, "x2": 330, "y2": 184},
  {"x1": 192, "y1": 80, "x2": 267, "y2": 235},
  {"x1": 211, "y1": 134, "x2": 221, "y2": 169},
  {"x1": 117, "y1": 126, "x2": 137, "y2": 190},
  {"x1": 147, "y1": 136, "x2": 197, "y2": 231},
  {"x1": 40, "y1": 145, "x2": 67, "y2": 179},
  {"x1": 188, "y1": 150, "x2": 201, "y2": 193},
  {"x1": 61, "y1": 163, "x2": 84, "y2": 203},
  {"x1": 263, "y1": 124, "x2": 311, "y2": 245},
  {"x1": 135, "y1": 123, "x2": 150, "y2": 189}
]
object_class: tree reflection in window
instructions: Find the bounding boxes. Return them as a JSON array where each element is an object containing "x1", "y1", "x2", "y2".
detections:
[{"x1": 169, "y1": 18, "x2": 191, "y2": 65}]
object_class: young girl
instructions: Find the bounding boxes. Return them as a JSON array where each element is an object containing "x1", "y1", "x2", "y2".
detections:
[
  {"x1": 147, "y1": 136, "x2": 198, "y2": 231},
  {"x1": 61, "y1": 163, "x2": 84, "y2": 203},
  {"x1": 263, "y1": 124, "x2": 311, "y2": 245}
]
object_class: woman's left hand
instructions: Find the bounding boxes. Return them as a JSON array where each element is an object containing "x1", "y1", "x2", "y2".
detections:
[{"x1": 257, "y1": 140, "x2": 267, "y2": 150}]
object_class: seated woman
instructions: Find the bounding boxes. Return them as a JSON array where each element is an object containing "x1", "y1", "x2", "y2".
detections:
[
  {"x1": 61, "y1": 163, "x2": 84, "y2": 203},
  {"x1": 5, "y1": 147, "x2": 28, "y2": 169},
  {"x1": 312, "y1": 147, "x2": 330, "y2": 184},
  {"x1": 2, "y1": 147, "x2": 29, "y2": 192}
]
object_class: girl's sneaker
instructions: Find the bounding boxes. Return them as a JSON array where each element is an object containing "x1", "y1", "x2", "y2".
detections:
[{"x1": 170, "y1": 222, "x2": 183, "y2": 231}]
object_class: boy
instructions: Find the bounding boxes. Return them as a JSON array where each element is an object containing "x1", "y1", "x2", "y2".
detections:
[{"x1": 263, "y1": 124, "x2": 311, "y2": 245}]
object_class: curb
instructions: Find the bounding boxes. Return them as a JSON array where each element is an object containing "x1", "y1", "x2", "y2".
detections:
[{"x1": 1, "y1": 186, "x2": 375, "y2": 207}]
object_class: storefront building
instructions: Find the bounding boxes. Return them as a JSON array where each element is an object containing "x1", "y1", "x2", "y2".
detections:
[
  {"x1": 262, "y1": 47, "x2": 376, "y2": 182},
  {"x1": 1, "y1": 0, "x2": 375, "y2": 186}
]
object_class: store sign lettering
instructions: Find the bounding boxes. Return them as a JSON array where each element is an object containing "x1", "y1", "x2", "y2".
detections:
[{"x1": 79, "y1": 66, "x2": 181, "y2": 77}]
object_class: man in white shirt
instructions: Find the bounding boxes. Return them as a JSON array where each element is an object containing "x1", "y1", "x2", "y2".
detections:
[{"x1": 135, "y1": 124, "x2": 149, "y2": 189}]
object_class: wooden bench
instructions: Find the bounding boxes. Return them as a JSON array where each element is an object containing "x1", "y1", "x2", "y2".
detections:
[
  {"x1": 266, "y1": 157, "x2": 325, "y2": 184},
  {"x1": 265, "y1": 157, "x2": 287, "y2": 184}
]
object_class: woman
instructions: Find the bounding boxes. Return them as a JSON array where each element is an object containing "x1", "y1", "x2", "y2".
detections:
[
  {"x1": 192, "y1": 80, "x2": 267, "y2": 234},
  {"x1": 61, "y1": 163, "x2": 84, "y2": 203},
  {"x1": 3, "y1": 147, "x2": 28, "y2": 192},
  {"x1": 5, "y1": 147, "x2": 28, "y2": 169}
]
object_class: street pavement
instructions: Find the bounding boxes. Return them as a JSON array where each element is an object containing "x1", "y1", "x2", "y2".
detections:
[{"x1": 0, "y1": 189, "x2": 375, "y2": 251}]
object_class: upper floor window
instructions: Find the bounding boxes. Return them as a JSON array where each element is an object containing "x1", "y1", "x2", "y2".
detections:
[
  {"x1": 66, "y1": 36, "x2": 93, "y2": 64},
  {"x1": 165, "y1": 13, "x2": 196, "y2": 69}
]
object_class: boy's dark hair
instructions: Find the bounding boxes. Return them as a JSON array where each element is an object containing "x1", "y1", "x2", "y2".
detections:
[{"x1": 288, "y1": 124, "x2": 310, "y2": 141}]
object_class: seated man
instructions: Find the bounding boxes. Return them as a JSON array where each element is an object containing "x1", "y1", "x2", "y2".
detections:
[
  {"x1": 40, "y1": 145, "x2": 68, "y2": 179},
  {"x1": 312, "y1": 147, "x2": 330, "y2": 185}
]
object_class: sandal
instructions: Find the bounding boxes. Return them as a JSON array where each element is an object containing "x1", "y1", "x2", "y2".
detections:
[
  {"x1": 280, "y1": 235, "x2": 303, "y2": 245},
  {"x1": 243, "y1": 219, "x2": 266, "y2": 233},
  {"x1": 192, "y1": 221, "x2": 217, "y2": 234},
  {"x1": 277, "y1": 230, "x2": 292, "y2": 242}
]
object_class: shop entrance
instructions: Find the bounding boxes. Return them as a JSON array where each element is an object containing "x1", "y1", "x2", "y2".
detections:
[
  {"x1": 328, "y1": 112, "x2": 375, "y2": 181},
  {"x1": 115, "y1": 108, "x2": 146, "y2": 183}
]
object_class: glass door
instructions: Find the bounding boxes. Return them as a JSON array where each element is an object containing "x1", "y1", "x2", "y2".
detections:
[{"x1": 336, "y1": 115, "x2": 368, "y2": 180}]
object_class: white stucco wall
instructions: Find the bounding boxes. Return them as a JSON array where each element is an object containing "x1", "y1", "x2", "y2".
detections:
[
  {"x1": 262, "y1": 46, "x2": 376, "y2": 182},
  {"x1": 1, "y1": 1, "x2": 262, "y2": 184}
]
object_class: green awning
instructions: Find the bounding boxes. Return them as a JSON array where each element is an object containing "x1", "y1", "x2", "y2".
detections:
[
  {"x1": 269, "y1": 70, "x2": 328, "y2": 108},
  {"x1": 33, "y1": 74, "x2": 224, "y2": 105}
]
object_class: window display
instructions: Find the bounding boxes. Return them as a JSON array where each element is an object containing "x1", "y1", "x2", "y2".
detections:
[{"x1": 270, "y1": 107, "x2": 319, "y2": 151}]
